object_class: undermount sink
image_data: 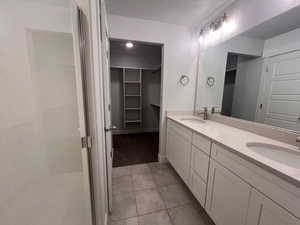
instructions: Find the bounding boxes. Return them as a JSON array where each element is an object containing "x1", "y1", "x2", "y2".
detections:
[
  {"x1": 180, "y1": 117, "x2": 205, "y2": 123},
  {"x1": 246, "y1": 142, "x2": 300, "y2": 169}
]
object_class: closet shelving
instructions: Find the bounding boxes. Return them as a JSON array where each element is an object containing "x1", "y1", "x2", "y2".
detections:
[{"x1": 123, "y1": 67, "x2": 142, "y2": 128}]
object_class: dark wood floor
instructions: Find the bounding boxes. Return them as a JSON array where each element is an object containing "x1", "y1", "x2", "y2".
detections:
[{"x1": 112, "y1": 132, "x2": 159, "y2": 167}]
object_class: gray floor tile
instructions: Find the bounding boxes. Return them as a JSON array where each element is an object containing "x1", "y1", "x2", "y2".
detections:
[
  {"x1": 148, "y1": 162, "x2": 172, "y2": 172},
  {"x1": 110, "y1": 192, "x2": 137, "y2": 221},
  {"x1": 159, "y1": 184, "x2": 194, "y2": 208},
  {"x1": 138, "y1": 210, "x2": 172, "y2": 225},
  {"x1": 132, "y1": 173, "x2": 156, "y2": 191},
  {"x1": 153, "y1": 168, "x2": 182, "y2": 187},
  {"x1": 113, "y1": 175, "x2": 134, "y2": 195},
  {"x1": 135, "y1": 188, "x2": 165, "y2": 215},
  {"x1": 109, "y1": 217, "x2": 138, "y2": 225},
  {"x1": 113, "y1": 166, "x2": 131, "y2": 178},
  {"x1": 130, "y1": 164, "x2": 151, "y2": 175},
  {"x1": 168, "y1": 203, "x2": 214, "y2": 225}
]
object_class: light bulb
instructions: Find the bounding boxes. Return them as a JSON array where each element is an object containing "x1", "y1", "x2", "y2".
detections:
[
  {"x1": 125, "y1": 42, "x2": 134, "y2": 48},
  {"x1": 199, "y1": 35, "x2": 204, "y2": 44}
]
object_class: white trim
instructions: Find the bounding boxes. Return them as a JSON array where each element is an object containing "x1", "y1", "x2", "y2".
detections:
[
  {"x1": 110, "y1": 65, "x2": 160, "y2": 70},
  {"x1": 89, "y1": 0, "x2": 109, "y2": 223},
  {"x1": 112, "y1": 128, "x2": 159, "y2": 135},
  {"x1": 70, "y1": 2, "x2": 93, "y2": 225},
  {"x1": 158, "y1": 154, "x2": 168, "y2": 163}
]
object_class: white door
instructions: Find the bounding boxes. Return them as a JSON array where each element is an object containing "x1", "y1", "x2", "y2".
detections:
[
  {"x1": 246, "y1": 189, "x2": 300, "y2": 225},
  {"x1": 100, "y1": 0, "x2": 114, "y2": 212},
  {"x1": 206, "y1": 159, "x2": 252, "y2": 225},
  {"x1": 257, "y1": 51, "x2": 300, "y2": 131},
  {"x1": 72, "y1": 6, "x2": 98, "y2": 225}
]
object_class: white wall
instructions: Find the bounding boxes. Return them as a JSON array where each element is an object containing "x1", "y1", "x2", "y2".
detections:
[
  {"x1": 108, "y1": 15, "x2": 199, "y2": 159},
  {"x1": 0, "y1": 1, "x2": 90, "y2": 224},
  {"x1": 110, "y1": 43, "x2": 161, "y2": 69},
  {"x1": 263, "y1": 27, "x2": 300, "y2": 57}
]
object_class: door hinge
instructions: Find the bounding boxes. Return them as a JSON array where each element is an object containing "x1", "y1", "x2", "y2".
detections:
[{"x1": 81, "y1": 136, "x2": 92, "y2": 148}]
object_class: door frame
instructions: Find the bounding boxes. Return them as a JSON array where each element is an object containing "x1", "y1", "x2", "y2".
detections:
[
  {"x1": 107, "y1": 38, "x2": 165, "y2": 158},
  {"x1": 71, "y1": 0, "x2": 109, "y2": 225}
]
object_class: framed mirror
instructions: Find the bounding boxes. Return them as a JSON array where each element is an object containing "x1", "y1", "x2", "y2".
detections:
[{"x1": 195, "y1": 7, "x2": 300, "y2": 132}]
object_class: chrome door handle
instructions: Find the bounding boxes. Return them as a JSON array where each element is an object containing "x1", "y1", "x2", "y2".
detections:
[{"x1": 105, "y1": 125, "x2": 117, "y2": 132}]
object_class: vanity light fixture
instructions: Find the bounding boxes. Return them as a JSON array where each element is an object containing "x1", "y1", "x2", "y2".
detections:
[
  {"x1": 125, "y1": 41, "x2": 134, "y2": 48},
  {"x1": 199, "y1": 29, "x2": 205, "y2": 44},
  {"x1": 199, "y1": 13, "x2": 234, "y2": 45}
]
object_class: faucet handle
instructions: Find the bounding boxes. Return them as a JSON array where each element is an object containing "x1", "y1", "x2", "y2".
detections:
[{"x1": 211, "y1": 106, "x2": 219, "y2": 114}]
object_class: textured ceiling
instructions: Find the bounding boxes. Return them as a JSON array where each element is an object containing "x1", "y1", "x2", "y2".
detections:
[{"x1": 106, "y1": 0, "x2": 236, "y2": 27}]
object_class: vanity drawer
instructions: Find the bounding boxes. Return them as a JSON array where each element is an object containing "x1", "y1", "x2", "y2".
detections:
[
  {"x1": 191, "y1": 146, "x2": 209, "y2": 182},
  {"x1": 167, "y1": 119, "x2": 192, "y2": 142},
  {"x1": 192, "y1": 132, "x2": 211, "y2": 155},
  {"x1": 189, "y1": 169, "x2": 206, "y2": 207}
]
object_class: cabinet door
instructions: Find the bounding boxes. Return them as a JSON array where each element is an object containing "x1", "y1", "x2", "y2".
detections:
[
  {"x1": 189, "y1": 169, "x2": 206, "y2": 207},
  {"x1": 247, "y1": 189, "x2": 300, "y2": 225},
  {"x1": 191, "y1": 146, "x2": 209, "y2": 182},
  {"x1": 206, "y1": 159, "x2": 252, "y2": 225},
  {"x1": 166, "y1": 130, "x2": 191, "y2": 184}
]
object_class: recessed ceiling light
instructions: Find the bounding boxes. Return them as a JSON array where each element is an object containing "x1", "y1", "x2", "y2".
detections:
[{"x1": 125, "y1": 42, "x2": 134, "y2": 48}]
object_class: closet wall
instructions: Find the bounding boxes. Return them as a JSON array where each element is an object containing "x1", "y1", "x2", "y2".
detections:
[{"x1": 110, "y1": 40, "x2": 161, "y2": 134}]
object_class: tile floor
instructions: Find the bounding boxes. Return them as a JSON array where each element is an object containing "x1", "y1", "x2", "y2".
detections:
[{"x1": 109, "y1": 162, "x2": 215, "y2": 225}]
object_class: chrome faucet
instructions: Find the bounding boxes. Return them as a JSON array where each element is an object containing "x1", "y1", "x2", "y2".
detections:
[
  {"x1": 211, "y1": 106, "x2": 219, "y2": 114},
  {"x1": 195, "y1": 107, "x2": 208, "y2": 120},
  {"x1": 203, "y1": 107, "x2": 208, "y2": 120}
]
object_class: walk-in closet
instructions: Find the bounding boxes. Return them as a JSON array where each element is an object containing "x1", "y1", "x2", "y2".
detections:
[{"x1": 110, "y1": 40, "x2": 162, "y2": 167}]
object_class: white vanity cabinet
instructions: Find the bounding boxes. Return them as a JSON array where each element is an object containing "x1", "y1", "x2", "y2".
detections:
[
  {"x1": 166, "y1": 119, "x2": 211, "y2": 206},
  {"x1": 189, "y1": 133, "x2": 211, "y2": 206},
  {"x1": 166, "y1": 119, "x2": 192, "y2": 184},
  {"x1": 166, "y1": 118, "x2": 300, "y2": 225},
  {"x1": 247, "y1": 189, "x2": 300, "y2": 225},
  {"x1": 209, "y1": 143, "x2": 300, "y2": 225},
  {"x1": 206, "y1": 159, "x2": 252, "y2": 225}
]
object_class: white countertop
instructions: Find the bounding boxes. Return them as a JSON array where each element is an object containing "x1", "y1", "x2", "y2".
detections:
[{"x1": 168, "y1": 115, "x2": 300, "y2": 187}]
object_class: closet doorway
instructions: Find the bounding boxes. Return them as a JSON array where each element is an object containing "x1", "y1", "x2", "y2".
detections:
[{"x1": 109, "y1": 39, "x2": 162, "y2": 167}]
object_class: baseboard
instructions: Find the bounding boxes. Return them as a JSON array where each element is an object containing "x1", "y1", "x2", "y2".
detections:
[
  {"x1": 112, "y1": 128, "x2": 159, "y2": 135},
  {"x1": 158, "y1": 154, "x2": 168, "y2": 163}
]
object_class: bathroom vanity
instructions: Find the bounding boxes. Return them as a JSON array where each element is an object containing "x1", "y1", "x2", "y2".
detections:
[{"x1": 166, "y1": 115, "x2": 300, "y2": 225}]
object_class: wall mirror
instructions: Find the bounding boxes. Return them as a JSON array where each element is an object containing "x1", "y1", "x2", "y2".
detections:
[{"x1": 195, "y1": 7, "x2": 300, "y2": 132}]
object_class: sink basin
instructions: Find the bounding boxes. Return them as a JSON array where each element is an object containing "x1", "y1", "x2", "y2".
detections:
[
  {"x1": 180, "y1": 117, "x2": 205, "y2": 123},
  {"x1": 246, "y1": 142, "x2": 300, "y2": 169}
]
